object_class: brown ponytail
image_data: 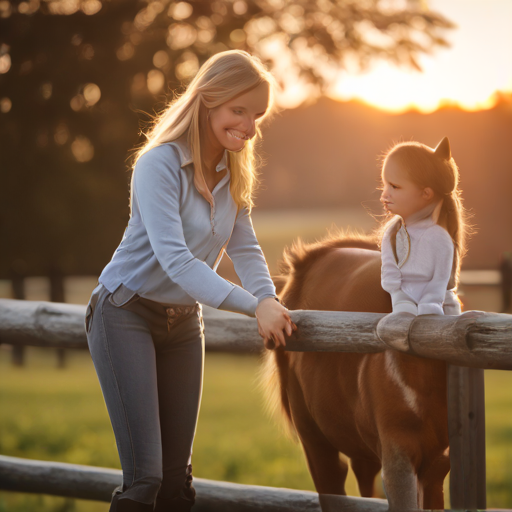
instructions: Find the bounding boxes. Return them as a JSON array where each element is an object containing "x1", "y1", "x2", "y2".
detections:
[{"x1": 440, "y1": 191, "x2": 468, "y2": 289}]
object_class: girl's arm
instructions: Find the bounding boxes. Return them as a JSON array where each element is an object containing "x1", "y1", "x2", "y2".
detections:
[
  {"x1": 381, "y1": 224, "x2": 418, "y2": 314},
  {"x1": 133, "y1": 146, "x2": 259, "y2": 315},
  {"x1": 417, "y1": 226, "x2": 455, "y2": 315},
  {"x1": 443, "y1": 289, "x2": 462, "y2": 315}
]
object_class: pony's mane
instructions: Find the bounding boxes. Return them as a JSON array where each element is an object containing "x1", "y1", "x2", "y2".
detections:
[{"x1": 279, "y1": 229, "x2": 379, "y2": 280}]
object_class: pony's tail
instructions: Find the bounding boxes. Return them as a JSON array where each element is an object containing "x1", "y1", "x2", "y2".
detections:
[
  {"x1": 256, "y1": 273, "x2": 297, "y2": 440},
  {"x1": 257, "y1": 349, "x2": 297, "y2": 440}
]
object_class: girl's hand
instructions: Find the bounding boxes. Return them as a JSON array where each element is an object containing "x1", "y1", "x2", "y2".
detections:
[{"x1": 255, "y1": 298, "x2": 297, "y2": 349}]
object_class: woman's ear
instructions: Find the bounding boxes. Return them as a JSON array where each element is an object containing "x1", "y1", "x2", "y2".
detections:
[{"x1": 423, "y1": 187, "x2": 435, "y2": 201}]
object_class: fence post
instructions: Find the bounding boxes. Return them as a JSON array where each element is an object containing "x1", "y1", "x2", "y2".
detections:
[
  {"x1": 10, "y1": 270, "x2": 26, "y2": 366},
  {"x1": 447, "y1": 365, "x2": 486, "y2": 509},
  {"x1": 49, "y1": 264, "x2": 67, "y2": 369}
]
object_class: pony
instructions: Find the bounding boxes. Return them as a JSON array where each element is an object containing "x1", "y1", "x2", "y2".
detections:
[{"x1": 261, "y1": 232, "x2": 450, "y2": 510}]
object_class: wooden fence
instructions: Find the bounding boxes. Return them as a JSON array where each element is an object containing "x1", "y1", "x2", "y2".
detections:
[
  {"x1": 1, "y1": 297, "x2": 512, "y2": 510},
  {"x1": 0, "y1": 454, "x2": 388, "y2": 512}
]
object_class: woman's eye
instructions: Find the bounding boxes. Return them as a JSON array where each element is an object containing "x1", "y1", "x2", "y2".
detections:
[
  {"x1": 233, "y1": 110, "x2": 243, "y2": 115},
  {"x1": 391, "y1": 184, "x2": 398, "y2": 189}
]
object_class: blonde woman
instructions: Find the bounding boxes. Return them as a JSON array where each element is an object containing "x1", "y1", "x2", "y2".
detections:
[{"x1": 85, "y1": 51, "x2": 295, "y2": 512}]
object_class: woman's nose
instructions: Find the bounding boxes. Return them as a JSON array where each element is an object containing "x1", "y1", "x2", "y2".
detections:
[{"x1": 244, "y1": 118, "x2": 256, "y2": 139}]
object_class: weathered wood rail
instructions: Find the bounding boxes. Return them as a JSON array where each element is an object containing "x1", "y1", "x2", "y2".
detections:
[
  {"x1": 0, "y1": 454, "x2": 387, "y2": 511},
  {"x1": 1, "y1": 298, "x2": 511, "y2": 510},
  {"x1": 1, "y1": 299, "x2": 512, "y2": 369}
]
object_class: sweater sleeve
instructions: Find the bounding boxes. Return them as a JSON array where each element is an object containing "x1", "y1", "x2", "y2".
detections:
[
  {"x1": 417, "y1": 227, "x2": 455, "y2": 315},
  {"x1": 381, "y1": 223, "x2": 418, "y2": 315},
  {"x1": 225, "y1": 207, "x2": 276, "y2": 303},
  {"x1": 443, "y1": 289, "x2": 462, "y2": 315},
  {"x1": 132, "y1": 146, "x2": 260, "y2": 311}
]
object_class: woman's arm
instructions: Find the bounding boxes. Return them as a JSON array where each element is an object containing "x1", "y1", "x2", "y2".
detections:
[
  {"x1": 133, "y1": 146, "x2": 259, "y2": 314},
  {"x1": 225, "y1": 207, "x2": 276, "y2": 301},
  {"x1": 223, "y1": 207, "x2": 295, "y2": 346}
]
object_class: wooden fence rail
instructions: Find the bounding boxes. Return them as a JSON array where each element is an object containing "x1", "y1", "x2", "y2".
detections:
[
  {"x1": 1, "y1": 298, "x2": 512, "y2": 510},
  {"x1": 0, "y1": 455, "x2": 388, "y2": 512},
  {"x1": 1, "y1": 299, "x2": 512, "y2": 369}
]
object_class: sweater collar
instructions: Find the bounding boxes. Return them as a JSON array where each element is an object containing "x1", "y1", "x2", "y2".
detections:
[
  {"x1": 393, "y1": 200, "x2": 443, "y2": 267},
  {"x1": 400, "y1": 199, "x2": 443, "y2": 231},
  {"x1": 170, "y1": 136, "x2": 230, "y2": 208}
]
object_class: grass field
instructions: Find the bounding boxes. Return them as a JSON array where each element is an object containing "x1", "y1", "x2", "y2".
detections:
[
  {"x1": 0, "y1": 207, "x2": 510, "y2": 510},
  {"x1": 1, "y1": 346, "x2": 511, "y2": 511}
]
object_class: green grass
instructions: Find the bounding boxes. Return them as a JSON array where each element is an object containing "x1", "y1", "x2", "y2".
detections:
[
  {"x1": 484, "y1": 370, "x2": 512, "y2": 506},
  {"x1": 1, "y1": 347, "x2": 511, "y2": 511}
]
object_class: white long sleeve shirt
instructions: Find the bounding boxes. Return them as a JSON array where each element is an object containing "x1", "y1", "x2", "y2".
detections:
[
  {"x1": 98, "y1": 137, "x2": 276, "y2": 316},
  {"x1": 381, "y1": 214, "x2": 461, "y2": 316}
]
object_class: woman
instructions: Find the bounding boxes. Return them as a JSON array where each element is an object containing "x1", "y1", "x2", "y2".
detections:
[{"x1": 85, "y1": 50, "x2": 295, "y2": 512}]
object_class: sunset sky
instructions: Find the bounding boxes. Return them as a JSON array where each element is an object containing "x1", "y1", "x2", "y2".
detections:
[{"x1": 328, "y1": 0, "x2": 512, "y2": 113}]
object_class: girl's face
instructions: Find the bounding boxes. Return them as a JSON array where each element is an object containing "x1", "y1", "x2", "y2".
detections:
[
  {"x1": 208, "y1": 81, "x2": 269, "y2": 152},
  {"x1": 380, "y1": 158, "x2": 434, "y2": 222}
]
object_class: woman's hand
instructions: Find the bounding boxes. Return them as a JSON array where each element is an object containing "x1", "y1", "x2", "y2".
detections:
[{"x1": 255, "y1": 298, "x2": 296, "y2": 349}]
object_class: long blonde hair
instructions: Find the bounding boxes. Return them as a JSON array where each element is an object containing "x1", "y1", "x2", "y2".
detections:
[
  {"x1": 378, "y1": 138, "x2": 470, "y2": 290},
  {"x1": 131, "y1": 50, "x2": 276, "y2": 211}
]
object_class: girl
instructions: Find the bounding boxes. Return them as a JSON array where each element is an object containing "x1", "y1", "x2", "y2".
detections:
[
  {"x1": 379, "y1": 137, "x2": 468, "y2": 316},
  {"x1": 84, "y1": 50, "x2": 295, "y2": 512}
]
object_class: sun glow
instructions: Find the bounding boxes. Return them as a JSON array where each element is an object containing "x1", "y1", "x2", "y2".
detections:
[
  {"x1": 285, "y1": 0, "x2": 512, "y2": 114},
  {"x1": 329, "y1": 61, "x2": 512, "y2": 114}
]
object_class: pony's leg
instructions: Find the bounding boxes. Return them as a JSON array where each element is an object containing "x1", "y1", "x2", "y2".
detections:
[
  {"x1": 300, "y1": 435, "x2": 349, "y2": 495},
  {"x1": 350, "y1": 456, "x2": 382, "y2": 498},
  {"x1": 287, "y1": 373, "x2": 349, "y2": 495},
  {"x1": 418, "y1": 454, "x2": 450, "y2": 510},
  {"x1": 380, "y1": 445, "x2": 419, "y2": 511}
]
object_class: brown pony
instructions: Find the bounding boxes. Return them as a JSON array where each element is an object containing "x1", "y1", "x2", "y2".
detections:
[{"x1": 261, "y1": 232, "x2": 450, "y2": 511}]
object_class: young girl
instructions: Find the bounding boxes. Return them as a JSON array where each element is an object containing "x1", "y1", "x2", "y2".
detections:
[
  {"x1": 85, "y1": 51, "x2": 294, "y2": 512},
  {"x1": 379, "y1": 137, "x2": 468, "y2": 316}
]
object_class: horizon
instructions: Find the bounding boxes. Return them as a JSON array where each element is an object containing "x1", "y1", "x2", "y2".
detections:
[
  {"x1": 278, "y1": 0, "x2": 512, "y2": 115},
  {"x1": 283, "y1": 88, "x2": 512, "y2": 115}
]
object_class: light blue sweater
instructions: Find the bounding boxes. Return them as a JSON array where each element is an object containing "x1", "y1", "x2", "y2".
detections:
[
  {"x1": 381, "y1": 213, "x2": 461, "y2": 316},
  {"x1": 99, "y1": 138, "x2": 276, "y2": 317}
]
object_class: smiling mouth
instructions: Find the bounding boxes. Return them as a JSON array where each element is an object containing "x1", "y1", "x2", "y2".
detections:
[{"x1": 227, "y1": 130, "x2": 249, "y2": 141}]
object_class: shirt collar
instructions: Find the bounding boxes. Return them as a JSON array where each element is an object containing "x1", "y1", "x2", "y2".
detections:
[
  {"x1": 171, "y1": 136, "x2": 230, "y2": 173},
  {"x1": 169, "y1": 136, "x2": 230, "y2": 208}
]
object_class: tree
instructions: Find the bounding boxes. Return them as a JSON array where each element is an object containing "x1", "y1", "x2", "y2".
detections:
[{"x1": 0, "y1": 0, "x2": 454, "y2": 278}]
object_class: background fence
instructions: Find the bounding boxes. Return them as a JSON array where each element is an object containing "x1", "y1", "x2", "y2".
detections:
[{"x1": 1, "y1": 298, "x2": 512, "y2": 510}]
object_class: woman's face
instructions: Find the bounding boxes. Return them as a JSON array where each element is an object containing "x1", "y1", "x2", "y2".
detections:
[
  {"x1": 208, "y1": 81, "x2": 269, "y2": 152},
  {"x1": 380, "y1": 158, "x2": 433, "y2": 222}
]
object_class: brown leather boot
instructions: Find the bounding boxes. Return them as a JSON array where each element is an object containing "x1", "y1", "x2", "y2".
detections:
[
  {"x1": 116, "y1": 498, "x2": 155, "y2": 511},
  {"x1": 153, "y1": 464, "x2": 196, "y2": 512},
  {"x1": 110, "y1": 487, "x2": 155, "y2": 512}
]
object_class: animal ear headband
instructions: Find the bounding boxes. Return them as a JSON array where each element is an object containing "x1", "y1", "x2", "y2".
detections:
[{"x1": 434, "y1": 136, "x2": 451, "y2": 160}]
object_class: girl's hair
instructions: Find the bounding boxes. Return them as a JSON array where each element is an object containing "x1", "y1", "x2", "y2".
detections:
[
  {"x1": 130, "y1": 50, "x2": 277, "y2": 211},
  {"x1": 379, "y1": 138, "x2": 470, "y2": 290}
]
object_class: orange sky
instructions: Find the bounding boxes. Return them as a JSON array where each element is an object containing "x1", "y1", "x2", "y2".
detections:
[{"x1": 283, "y1": 0, "x2": 512, "y2": 113}]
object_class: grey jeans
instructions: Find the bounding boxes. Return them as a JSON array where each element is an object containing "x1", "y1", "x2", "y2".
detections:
[{"x1": 85, "y1": 283, "x2": 204, "y2": 507}]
